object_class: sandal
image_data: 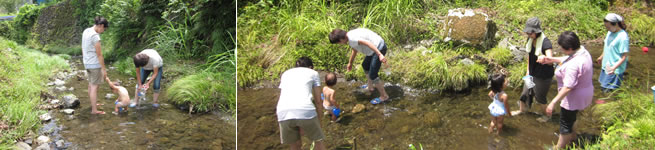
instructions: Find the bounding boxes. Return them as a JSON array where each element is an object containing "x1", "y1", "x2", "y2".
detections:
[{"x1": 370, "y1": 97, "x2": 387, "y2": 105}]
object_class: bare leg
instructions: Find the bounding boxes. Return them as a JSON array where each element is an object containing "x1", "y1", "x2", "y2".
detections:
[
  {"x1": 314, "y1": 141, "x2": 326, "y2": 150},
  {"x1": 365, "y1": 74, "x2": 374, "y2": 92},
  {"x1": 153, "y1": 93, "x2": 160, "y2": 104},
  {"x1": 88, "y1": 83, "x2": 104, "y2": 114},
  {"x1": 555, "y1": 132, "x2": 576, "y2": 149},
  {"x1": 489, "y1": 117, "x2": 495, "y2": 133},
  {"x1": 496, "y1": 116, "x2": 504, "y2": 135},
  {"x1": 376, "y1": 81, "x2": 389, "y2": 100},
  {"x1": 290, "y1": 138, "x2": 302, "y2": 150},
  {"x1": 133, "y1": 86, "x2": 139, "y2": 105}
]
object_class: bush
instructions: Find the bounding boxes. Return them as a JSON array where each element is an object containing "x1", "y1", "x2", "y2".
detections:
[
  {"x1": 12, "y1": 4, "x2": 45, "y2": 44},
  {"x1": 166, "y1": 71, "x2": 235, "y2": 113}
]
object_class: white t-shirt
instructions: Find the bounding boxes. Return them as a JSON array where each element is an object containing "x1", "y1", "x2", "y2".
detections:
[
  {"x1": 347, "y1": 28, "x2": 383, "y2": 56},
  {"x1": 276, "y1": 67, "x2": 321, "y2": 121},
  {"x1": 82, "y1": 27, "x2": 101, "y2": 69},
  {"x1": 140, "y1": 49, "x2": 163, "y2": 70}
]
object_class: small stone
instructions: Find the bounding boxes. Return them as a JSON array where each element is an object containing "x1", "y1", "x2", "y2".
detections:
[
  {"x1": 129, "y1": 77, "x2": 135, "y2": 80},
  {"x1": 403, "y1": 44, "x2": 413, "y2": 49},
  {"x1": 105, "y1": 93, "x2": 115, "y2": 99},
  {"x1": 68, "y1": 87, "x2": 74, "y2": 91},
  {"x1": 55, "y1": 86, "x2": 67, "y2": 91},
  {"x1": 50, "y1": 100, "x2": 60, "y2": 105},
  {"x1": 459, "y1": 58, "x2": 474, "y2": 65},
  {"x1": 55, "y1": 140, "x2": 65, "y2": 148},
  {"x1": 62, "y1": 95, "x2": 80, "y2": 108},
  {"x1": 35, "y1": 144, "x2": 50, "y2": 150},
  {"x1": 15, "y1": 142, "x2": 31, "y2": 150},
  {"x1": 36, "y1": 136, "x2": 49, "y2": 145},
  {"x1": 24, "y1": 138, "x2": 33, "y2": 145},
  {"x1": 109, "y1": 67, "x2": 116, "y2": 70},
  {"x1": 352, "y1": 104, "x2": 366, "y2": 113},
  {"x1": 53, "y1": 79, "x2": 65, "y2": 86},
  {"x1": 39, "y1": 113, "x2": 52, "y2": 122},
  {"x1": 61, "y1": 109, "x2": 74, "y2": 115}
]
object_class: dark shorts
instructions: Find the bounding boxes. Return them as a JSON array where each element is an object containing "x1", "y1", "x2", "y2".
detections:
[
  {"x1": 559, "y1": 107, "x2": 578, "y2": 134},
  {"x1": 520, "y1": 77, "x2": 552, "y2": 105},
  {"x1": 362, "y1": 41, "x2": 387, "y2": 83}
]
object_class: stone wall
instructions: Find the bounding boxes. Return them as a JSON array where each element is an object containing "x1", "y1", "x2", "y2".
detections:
[{"x1": 31, "y1": 0, "x2": 81, "y2": 47}]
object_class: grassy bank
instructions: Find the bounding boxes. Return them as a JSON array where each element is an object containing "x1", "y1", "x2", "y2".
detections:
[{"x1": 0, "y1": 37, "x2": 68, "y2": 148}]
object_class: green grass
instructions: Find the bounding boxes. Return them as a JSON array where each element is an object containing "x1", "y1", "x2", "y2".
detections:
[
  {"x1": 0, "y1": 37, "x2": 68, "y2": 147},
  {"x1": 577, "y1": 80, "x2": 655, "y2": 149},
  {"x1": 166, "y1": 71, "x2": 236, "y2": 113}
]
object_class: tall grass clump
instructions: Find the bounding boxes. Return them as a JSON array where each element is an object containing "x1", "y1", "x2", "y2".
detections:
[
  {"x1": 583, "y1": 79, "x2": 655, "y2": 149},
  {"x1": 0, "y1": 37, "x2": 68, "y2": 147},
  {"x1": 166, "y1": 71, "x2": 235, "y2": 113}
]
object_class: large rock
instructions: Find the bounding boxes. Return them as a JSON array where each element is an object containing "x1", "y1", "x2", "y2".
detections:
[
  {"x1": 36, "y1": 136, "x2": 50, "y2": 145},
  {"x1": 55, "y1": 140, "x2": 65, "y2": 149},
  {"x1": 14, "y1": 142, "x2": 31, "y2": 150},
  {"x1": 62, "y1": 94, "x2": 80, "y2": 108},
  {"x1": 443, "y1": 8, "x2": 497, "y2": 49},
  {"x1": 61, "y1": 109, "x2": 74, "y2": 115}
]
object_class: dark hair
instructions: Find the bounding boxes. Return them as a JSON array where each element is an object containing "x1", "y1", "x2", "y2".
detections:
[
  {"x1": 557, "y1": 31, "x2": 581, "y2": 51},
  {"x1": 295, "y1": 56, "x2": 313, "y2": 68},
  {"x1": 325, "y1": 72, "x2": 337, "y2": 86},
  {"x1": 94, "y1": 16, "x2": 109, "y2": 28},
  {"x1": 132, "y1": 53, "x2": 149, "y2": 68},
  {"x1": 525, "y1": 32, "x2": 542, "y2": 42},
  {"x1": 489, "y1": 74, "x2": 506, "y2": 93},
  {"x1": 603, "y1": 19, "x2": 627, "y2": 31},
  {"x1": 329, "y1": 29, "x2": 347, "y2": 44}
]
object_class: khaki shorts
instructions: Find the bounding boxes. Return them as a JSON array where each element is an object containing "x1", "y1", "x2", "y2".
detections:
[
  {"x1": 86, "y1": 68, "x2": 104, "y2": 85},
  {"x1": 279, "y1": 117, "x2": 325, "y2": 144}
]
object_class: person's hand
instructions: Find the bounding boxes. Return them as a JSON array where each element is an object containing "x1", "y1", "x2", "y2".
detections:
[
  {"x1": 346, "y1": 63, "x2": 353, "y2": 72},
  {"x1": 379, "y1": 54, "x2": 387, "y2": 64},
  {"x1": 536, "y1": 55, "x2": 546, "y2": 64},
  {"x1": 142, "y1": 84, "x2": 150, "y2": 90},
  {"x1": 102, "y1": 68, "x2": 108, "y2": 78},
  {"x1": 596, "y1": 57, "x2": 602, "y2": 65},
  {"x1": 546, "y1": 102, "x2": 556, "y2": 116},
  {"x1": 605, "y1": 66, "x2": 616, "y2": 75}
]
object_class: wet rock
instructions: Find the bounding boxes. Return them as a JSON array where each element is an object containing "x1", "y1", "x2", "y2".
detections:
[
  {"x1": 39, "y1": 113, "x2": 52, "y2": 122},
  {"x1": 61, "y1": 109, "x2": 74, "y2": 115},
  {"x1": 443, "y1": 8, "x2": 497, "y2": 49},
  {"x1": 62, "y1": 94, "x2": 80, "y2": 108},
  {"x1": 35, "y1": 144, "x2": 50, "y2": 150},
  {"x1": 55, "y1": 86, "x2": 67, "y2": 92},
  {"x1": 459, "y1": 58, "x2": 474, "y2": 66},
  {"x1": 50, "y1": 99, "x2": 60, "y2": 105},
  {"x1": 352, "y1": 104, "x2": 365, "y2": 113},
  {"x1": 36, "y1": 136, "x2": 49, "y2": 145},
  {"x1": 53, "y1": 79, "x2": 65, "y2": 86},
  {"x1": 424, "y1": 111, "x2": 442, "y2": 127},
  {"x1": 55, "y1": 140, "x2": 65, "y2": 148},
  {"x1": 15, "y1": 142, "x2": 31, "y2": 150},
  {"x1": 105, "y1": 93, "x2": 115, "y2": 99}
]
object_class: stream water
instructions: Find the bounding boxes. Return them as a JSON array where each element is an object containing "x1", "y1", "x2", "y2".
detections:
[
  {"x1": 44, "y1": 57, "x2": 235, "y2": 149},
  {"x1": 237, "y1": 46, "x2": 655, "y2": 149}
]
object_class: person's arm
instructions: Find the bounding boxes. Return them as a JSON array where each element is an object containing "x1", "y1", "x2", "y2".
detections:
[
  {"x1": 502, "y1": 93, "x2": 511, "y2": 117},
  {"x1": 537, "y1": 49, "x2": 553, "y2": 64},
  {"x1": 525, "y1": 55, "x2": 530, "y2": 76},
  {"x1": 135, "y1": 67, "x2": 142, "y2": 88},
  {"x1": 358, "y1": 40, "x2": 386, "y2": 64},
  {"x1": 144, "y1": 67, "x2": 159, "y2": 89},
  {"x1": 546, "y1": 87, "x2": 572, "y2": 116},
  {"x1": 312, "y1": 86, "x2": 323, "y2": 122},
  {"x1": 606, "y1": 53, "x2": 627, "y2": 75},
  {"x1": 488, "y1": 91, "x2": 494, "y2": 99},
  {"x1": 596, "y1": 53, "x2": 604, "y2": 65},
  {"x1": 347, "y1": 49, "x2": 357, "y2": 71},
  {"x1": 95, "y1": 42, "x2": 106, "y2": 77},
  {"x1": 104, "y1": 77, "x2": 116, "y2": 90}
]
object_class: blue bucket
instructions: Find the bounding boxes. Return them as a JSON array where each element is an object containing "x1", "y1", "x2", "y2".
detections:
[{"x1": 332, "y1": 108, "x2": 341, "y2": 117}]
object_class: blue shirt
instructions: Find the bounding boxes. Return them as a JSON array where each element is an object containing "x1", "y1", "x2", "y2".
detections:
[{"x1": 602, "y1": 30, "x2": 629, "y2": 75}]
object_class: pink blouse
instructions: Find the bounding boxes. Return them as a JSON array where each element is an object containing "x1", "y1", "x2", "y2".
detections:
[{"x1": 555, "y1": 47, "x2": 594, "y2": 111}]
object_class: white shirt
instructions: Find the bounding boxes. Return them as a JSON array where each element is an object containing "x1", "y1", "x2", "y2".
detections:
[
  {"x1": 140, "y1": 49, "x2": 163, "y2": 70},
  {"x1": 347, "y1": 28, "x2": 383, "y2": 56},
  {"x1": 276, "y1": 67, "x2": 321, "y2": 121},
  {"x1": 82, "y1": 27, "x2": 101, "y2": 69}
]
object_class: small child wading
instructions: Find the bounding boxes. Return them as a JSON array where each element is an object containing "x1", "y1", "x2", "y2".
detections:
[
  {"x1": 105, "y1": 77, "x2": 131, "y2": 114},
  {"x1": 322, "y1": 73, "x2": 341, "y2": 122},
  {"x1": 488, "y1": 74, "x2": 511, "y2": 134}
]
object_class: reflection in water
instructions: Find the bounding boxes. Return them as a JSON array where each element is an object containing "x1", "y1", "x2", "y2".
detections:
[
  {"x1": 48, "y1": 58, "x2": 235, "y2": 149},
  {"x1": 238, "y1": 46, "x2": 653, "y2": 149}
]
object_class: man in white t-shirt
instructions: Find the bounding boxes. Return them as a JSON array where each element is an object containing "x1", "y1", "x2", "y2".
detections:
[
  {"x1": 132, "y1": 49, "x2": 164, "y2": 108},
  {"x1": 329, "y1": 28, "x2": 390, "y2": 104},
  {"x1": 277, "y1": 57, "x2": 326, "y2": 150},
  {"x1": 81, "y1": 16, "x2": 109, "y2": 115}
]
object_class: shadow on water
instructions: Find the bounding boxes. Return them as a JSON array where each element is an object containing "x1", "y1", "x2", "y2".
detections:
[
  {"x1": 46, "y1": 57, "x2": 235, "y2": 149},
  {"x1": 238, "y1": 46, "x2": 654, "y2": 149}
]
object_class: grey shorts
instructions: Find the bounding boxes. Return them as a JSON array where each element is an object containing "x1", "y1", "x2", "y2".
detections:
[
  {"x1": 279, "y1": 117, "x2": 325, "y2": 144},
  {"x1": 520, "y1": 77, "x2": 552, "y2": 105},
  {"x1": 86, "y1": 68, "x2": 104, "y2": 85}
]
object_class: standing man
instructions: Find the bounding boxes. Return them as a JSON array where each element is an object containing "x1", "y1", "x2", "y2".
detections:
[
  {"x1": 82, "y1": 16, "x2": 109, "y2": 115},
  {"x1": 277, "y1": 57, "x2": 326, "y2": 150},
  {"x1": 132, "y1": 49, "x2": 163, "y2": 107}
]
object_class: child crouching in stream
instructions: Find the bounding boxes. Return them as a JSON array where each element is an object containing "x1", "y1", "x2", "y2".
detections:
[
  {"x1": 488, "y1": 74, "x2": 511, "y2": 135},
  {"x1": 105, "y1": 77, "x2": 131, "y2": 114}
]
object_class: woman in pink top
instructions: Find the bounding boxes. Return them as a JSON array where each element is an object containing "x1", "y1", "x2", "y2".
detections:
[{"x1": 539, "y1": 31, "x2": 594, "y2": 149}]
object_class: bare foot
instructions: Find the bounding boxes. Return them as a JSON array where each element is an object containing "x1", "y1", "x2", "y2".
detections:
[
  {"x1": 91, "y1": 111, "x2": 106, "y2": 115},
  {"x1": 96, "y1": 103, "x2": 105, "y2": 106}
]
